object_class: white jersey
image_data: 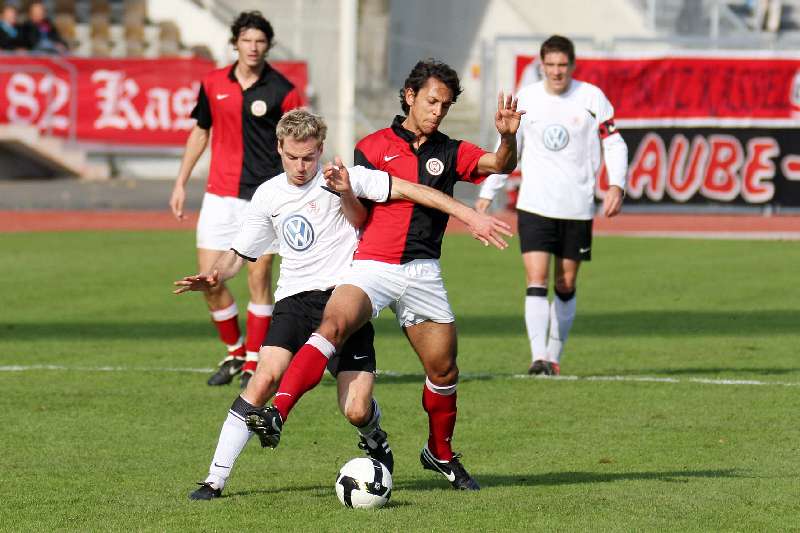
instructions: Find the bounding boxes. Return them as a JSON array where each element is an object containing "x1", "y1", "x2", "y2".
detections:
[
  {"x1": 231, "y1": 166, "x2": 391, "y2": 302},
  {"x1": 481, "y1": 79, "x2": 627, "y2": 220}
]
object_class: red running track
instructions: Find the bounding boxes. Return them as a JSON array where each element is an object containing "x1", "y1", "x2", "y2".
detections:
[{"x1": 0, "y1": 210, "x2": 798, "y2": 239}]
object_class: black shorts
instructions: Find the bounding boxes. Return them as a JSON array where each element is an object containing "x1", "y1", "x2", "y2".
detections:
[
  {"x1": 264, "y1": 289, "x2": 376, "y2": 376},
  {"x1": 517, "y1": 209, "x2": 593, "y2": 261}
]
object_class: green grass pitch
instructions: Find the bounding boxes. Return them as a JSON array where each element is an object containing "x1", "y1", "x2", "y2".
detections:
[{"x1": 1, "y1": 230, "x2": 798, "y2": 531}]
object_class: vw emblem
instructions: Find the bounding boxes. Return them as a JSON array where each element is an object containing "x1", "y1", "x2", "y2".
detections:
[
  {"x1": 282, "y1": 215, "x2": 315, "y2": 251},
  {"x1": 542, "y1": 124, "x2": 569, "y2": 151},
  {"x1": 425, "y1": 157, "x2": 444, "y2": 176}
]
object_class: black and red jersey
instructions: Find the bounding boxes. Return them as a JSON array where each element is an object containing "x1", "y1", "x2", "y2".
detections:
[
  {"x1": 191, "y1": 62, "x2": 303, "y2": 200},
  {"x1": 353, "y1": 115, "x2": 487, "y2": 264}
]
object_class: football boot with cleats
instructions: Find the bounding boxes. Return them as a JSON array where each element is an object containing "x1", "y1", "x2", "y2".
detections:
[
  {"x1": 207, "y1": 356, "x2": 245, "y2": 386},
  {"x1": 358, "y1": 427, "x2": 394, "y2": 474},
  {"x1": 420, "y1": 445, "x2": 480, "y2": 490},
  {"x1": 245, "y1": 405, "x2": 283, "y2": 448},
  {"x1": 189, "y1": 482, "x2": 221, "y2": 500}
]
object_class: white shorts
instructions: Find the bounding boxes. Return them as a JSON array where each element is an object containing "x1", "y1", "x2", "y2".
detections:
[
  {"x1": 196, "y1": 192, "x2": 278, "y2": 254},
  {"x1": 338, "y1": 259, "x2": 455, "y2": 327}
]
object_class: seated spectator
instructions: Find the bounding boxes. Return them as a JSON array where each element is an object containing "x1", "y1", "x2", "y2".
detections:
[
  {"x1": 0, "y1": 5, "x2": 25, "y2": 51},
  {"x1": 19, "y1": 1, "x2": 68, "y2": 54}
]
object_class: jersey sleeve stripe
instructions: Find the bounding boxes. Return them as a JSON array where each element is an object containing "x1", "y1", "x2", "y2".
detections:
[{"x1": 599, "y1": 119, "x2": 619, "y2": 139}]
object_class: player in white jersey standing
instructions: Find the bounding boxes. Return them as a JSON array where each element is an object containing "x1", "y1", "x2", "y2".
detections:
[
  {"x1": 175, "y1": 109, "x2": 511, "y2": 500},
  {"x1": 476, "y1": 35, "x2": 628, "y2": 375}
]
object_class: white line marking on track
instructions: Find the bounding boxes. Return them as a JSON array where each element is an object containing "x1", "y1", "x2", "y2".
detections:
[{"x1": 1, "y1": 365, "x2": 797, "y2": 387}]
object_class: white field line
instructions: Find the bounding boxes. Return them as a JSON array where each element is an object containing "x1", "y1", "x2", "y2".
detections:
[
  {"x1": 1, "y1": 365, "x2": 798, "y2": 387},
  {"x1": 595, "y1": 230, "x2": 800, "y2": 241}
]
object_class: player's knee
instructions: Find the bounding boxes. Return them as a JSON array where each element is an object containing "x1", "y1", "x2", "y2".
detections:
[
  {"x1": 554, "y1": 278, "x2": 576, "y2": 295},
  {"x1": 317, "y1": 318, "x2": 348, "y2": 347},
  {"x1": 205, "y1": 281, "x2": 227, "y2": 297},
  {"x1": 427, "y1": 364, "x2": 459, "y2": 386}
]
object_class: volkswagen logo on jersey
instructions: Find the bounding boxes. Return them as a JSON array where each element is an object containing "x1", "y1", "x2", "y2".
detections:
[
  {"x1": 542, "y1": 124, "x2": 569, "y2": 151},
  {"x1": 425, "y1": 157, "x2": 444, "y2": 176},
  {"x1": 282, "y1": 215, "x2": 315, "y2": 251}
]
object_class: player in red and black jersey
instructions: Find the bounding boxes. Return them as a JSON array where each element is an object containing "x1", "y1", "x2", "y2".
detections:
[
  {"x1": 169, "y1": 12, "x2": 303, "y2": 388},
  {"x1": 246, "y1": 59, "x2": 523, "y2": 490}
]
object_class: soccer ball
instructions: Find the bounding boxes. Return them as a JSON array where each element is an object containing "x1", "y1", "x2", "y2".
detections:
[{"x1": 335, "y1": 457, "x2": 392, "y2": 509}]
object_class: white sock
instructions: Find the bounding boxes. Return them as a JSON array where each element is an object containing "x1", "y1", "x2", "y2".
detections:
[
  {"x1": 546, "y1": 291, "x2": 576, "y2": 364},
  {"x1": 205, "y1": 398, "x2": 254, "y2": 489},
  {"x1": 525, "y1": 286, "x2": 550, "y2": 361}
]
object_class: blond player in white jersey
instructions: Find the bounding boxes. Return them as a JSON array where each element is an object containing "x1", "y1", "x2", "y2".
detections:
[
  {"x1": 476, "y1": 35, "x2": 628, "y2": 376},
  {"x1": 175, "y1": 109, "x2": 511, "y2": 500}
]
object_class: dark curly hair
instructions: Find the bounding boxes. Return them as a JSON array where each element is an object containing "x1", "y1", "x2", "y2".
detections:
[
  {"x1": 229, "y1": 11, "x2": 274, "y2": 49},
  {"x1": 540, "y1": 35, "x2": 575, "y2": 64},
  {"x1": 399, "y1": 59, "x2": 463, "y2": 115}
]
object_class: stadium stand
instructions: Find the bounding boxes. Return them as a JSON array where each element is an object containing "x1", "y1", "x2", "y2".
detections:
[{"x1": 0, "y1": 0, "x2": 192, "y2": 58}]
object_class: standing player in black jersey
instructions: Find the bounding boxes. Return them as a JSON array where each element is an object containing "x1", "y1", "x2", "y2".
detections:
[{"x1": 170, "y1": 12, "x2": 303, "y2": 388}]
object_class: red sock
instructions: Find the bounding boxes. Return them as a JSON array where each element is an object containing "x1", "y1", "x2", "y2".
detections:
[
  {"x1": 245, "y1": 303, "x2": 272, "y2": 354},
  {"x1": 273, "y1": 335, "x2": 334, "y2": 421},
  {"x1": 422, "y1": 380, "x2": 457, "y2": 461},
  {"x1": 211, "y1": 303, "x2": 243, "y2": 357}
]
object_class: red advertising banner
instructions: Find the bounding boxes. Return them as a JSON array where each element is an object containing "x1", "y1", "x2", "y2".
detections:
[
  {"x1": 0, "y1": 56, "x2": 308, "y2": 146},
  {"x1": 515, "y1": 54, "x2": 800, "y2": 124}
]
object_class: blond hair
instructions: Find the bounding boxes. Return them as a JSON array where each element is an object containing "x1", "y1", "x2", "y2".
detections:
[{"x1": 276, "y1": 109, "x2": 327, "y2": 144}]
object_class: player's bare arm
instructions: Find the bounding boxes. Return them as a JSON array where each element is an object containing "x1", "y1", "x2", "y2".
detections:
[
  {"x1": 170, "y1": 125, "x2": 210, "y2": 220},
  {"x1": 390, "y1": 178, "x2": 512, "y2": 249},
  {"x1": 322, "y1": 157, "x2": 369, "y2": 228},
  {"x1": 476, "y1": 92, "x2": 525, "y2": 175},
  {"x1": 173, "y1": 249, "x2": 243, "y2": 294}
]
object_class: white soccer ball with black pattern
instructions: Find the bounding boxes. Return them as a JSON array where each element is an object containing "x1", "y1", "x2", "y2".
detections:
[{"x1": 335, "y1": 457, "x2": 392, "y2": 509}]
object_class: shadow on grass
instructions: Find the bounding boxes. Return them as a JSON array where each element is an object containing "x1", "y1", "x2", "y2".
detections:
[
  {"x1": 2, "y1": 309, "x2": 798, "y2": 341},
  {"x1": 395, "y1": 468, "x2": 744, "y2": 491},
  {"x1": 220, "y1": 468, "x2": 743, "y2": 499}
]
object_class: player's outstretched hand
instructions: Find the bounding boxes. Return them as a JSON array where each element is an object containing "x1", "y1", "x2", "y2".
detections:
[
  {"x1": 323, "y1": 157, "x2": 352, "y2": 194},
  {"x1": 603, "y1": 185, "x2": 624, "y2": 217},
  {"x1": 173, "y1": 270, "x2": 220, "y2": 294},
  {"x1": 495, "y1": 91, "x2": 525, "y2": 137},
  {"x1": 466, "y1": 211, "x2": 513, "y2": 249}
]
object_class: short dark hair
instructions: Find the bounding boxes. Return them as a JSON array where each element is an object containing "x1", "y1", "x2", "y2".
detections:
[
  {"x1": 399, "y1": 59, "x2": 463, "y2": 115},
  {"x1": 540, "y1": 35, "x2": 575, "y2": 64},
  {"x1": 229, "y1": 11, "x2": 274, "y2": 49}
]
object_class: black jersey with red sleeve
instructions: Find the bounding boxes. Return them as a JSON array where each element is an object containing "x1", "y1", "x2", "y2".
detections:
[
  {"x1": 191, "y1": 62, "x2": 304, "y2": 200},
  {"x1": 353, "y1": 115, "x2": 488, "y2": 264}
]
